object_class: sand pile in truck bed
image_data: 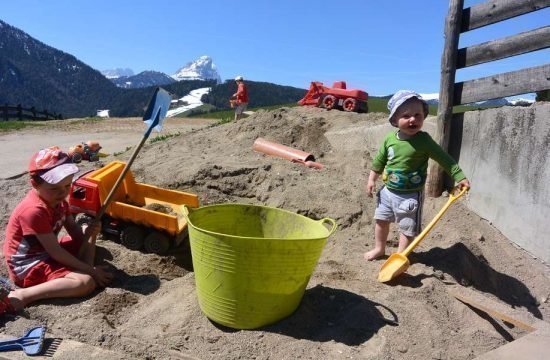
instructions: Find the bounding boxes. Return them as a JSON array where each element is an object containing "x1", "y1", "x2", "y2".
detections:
[{"x1": 0, "y1": 106, "x2": 549, "y2": 359}]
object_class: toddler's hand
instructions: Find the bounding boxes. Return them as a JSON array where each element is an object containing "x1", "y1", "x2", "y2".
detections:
[
  {"x1": 458, "y1": 179, "x2": 470, "y2": 191},
  {"x1": 366, "y1": 180, "x2": 376, "y2": 197}
]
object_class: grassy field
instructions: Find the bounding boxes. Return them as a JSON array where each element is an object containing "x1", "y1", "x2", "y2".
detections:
[{"x1": 0, "y1": 121, "x2": 44, "y2": 132}]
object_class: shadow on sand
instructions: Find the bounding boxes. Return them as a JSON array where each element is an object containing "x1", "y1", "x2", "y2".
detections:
[
  {"x1": 253, "y1": 285, "x2": 398, "y2": 345},
  {"x1": 413, "y1": 243, "x2": 542, "y2": 319}
]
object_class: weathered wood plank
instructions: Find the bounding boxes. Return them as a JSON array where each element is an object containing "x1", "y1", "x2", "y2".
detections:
[
  {"x1": 457, "y1": 26, "x2": 550, "y2": 68},
  {"x1": 461, "y1": 0, "x2": 550, "y2": 32},
  {"x1": 426, "y1": 0, "x2": 464, "y2": 197},
  {"x1": 453, "y1": 63, "x2": 550, "y2": 105}
]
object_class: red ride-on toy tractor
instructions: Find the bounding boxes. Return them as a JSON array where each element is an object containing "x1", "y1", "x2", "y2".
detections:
[
  {"x1": 298, "y1": 81, "x2": 368, "y2": 113},
  {"x1": 68, "y1": 141, "x2": 102, "y2": 163}
]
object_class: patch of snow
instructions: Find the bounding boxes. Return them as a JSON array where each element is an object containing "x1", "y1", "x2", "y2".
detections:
[
  {"x1": 166, "y1": 87, "x2": 211, "y2": 117},
  {"x1": 419, "y1": 93, "x2": 439, "y2": 101}
]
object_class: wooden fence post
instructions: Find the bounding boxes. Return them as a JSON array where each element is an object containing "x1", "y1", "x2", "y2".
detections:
[{"x1": 426, "y1": 0, "x2": 464, "y2": 197}]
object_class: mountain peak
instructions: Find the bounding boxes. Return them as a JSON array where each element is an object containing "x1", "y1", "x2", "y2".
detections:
[{"x1": 172, "y1": 55, "x2": 221, "y2": 84}]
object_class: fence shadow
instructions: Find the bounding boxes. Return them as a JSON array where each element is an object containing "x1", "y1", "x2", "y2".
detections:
[
  {"x1": 413, "y1": 243, "x2": 542, "y2": 319},
  {"x1": 258, "y1": 285, "x2": 398, "y2": 345}
]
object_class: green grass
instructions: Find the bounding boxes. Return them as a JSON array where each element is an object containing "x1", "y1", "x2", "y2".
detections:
[
  {"x1": 149, "y1": 131, "x2": 182, "y2": 144},
  {"x1": 113, "y1": 146, "x2": 133, "y2": 156},
  {"x1": 0, "y1": 121, "x2": 45, "y2": 132}
]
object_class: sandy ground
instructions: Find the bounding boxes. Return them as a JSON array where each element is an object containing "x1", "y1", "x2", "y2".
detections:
[{"x1": 0, "y1": 107, "x2": 549, "y2": 359}]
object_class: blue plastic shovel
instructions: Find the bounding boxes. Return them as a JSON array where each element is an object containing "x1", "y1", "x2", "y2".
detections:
[{"x1": 0, "y1": 325, "x2": 46, "y2": 356}]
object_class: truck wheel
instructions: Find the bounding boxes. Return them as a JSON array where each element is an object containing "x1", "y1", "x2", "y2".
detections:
[
  {"x1": 342, "y1": 98, "x2": 357, "y2": 112},
  {"x1": 89, "y1": 154, "x2": 100, "y2": 162},
  {"x1": 121, "y1": 225, "x2": 146, "y2": 251},
  {"x1": 71, "y1": 153, "x2": 83, "y2": 163},
  {"x1": 144, "y1": 231, "x2": 171, "y2": 255},
  {"x1": 321, "y1": 95, "x2": 337, "y2": 110}
]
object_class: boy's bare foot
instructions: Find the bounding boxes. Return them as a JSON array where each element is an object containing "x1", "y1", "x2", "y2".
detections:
[
  {"x1": 8, "y1": 290, "x2": 26, "y2": 311},
  {"x1": 364, "y1": 249, "x2": 385, "y2": 261}
]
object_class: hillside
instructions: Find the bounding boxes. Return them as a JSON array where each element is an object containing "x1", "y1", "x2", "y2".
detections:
[
  {"x1": 0, "y1": 20, "x2": 118, "y2": 118},
  {"x1": 201, "y1": 80, "x2": 307, "y2": 109}
]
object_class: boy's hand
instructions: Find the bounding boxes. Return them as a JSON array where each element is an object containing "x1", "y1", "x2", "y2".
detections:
[
  {"x1": 92, "y1": 265, "x2": 114, "y2": 288},
  {"x1": 84, "y1": 220, "x2": 102, "y2": 239}
]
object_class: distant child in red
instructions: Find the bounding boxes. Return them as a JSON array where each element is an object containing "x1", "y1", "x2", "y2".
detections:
[
  {"x1": 1, "y1": 146, "x2": 112, "y2": 314},
  {"x1": 231, "y1": 75, "x2": 249, "y2": 121}
]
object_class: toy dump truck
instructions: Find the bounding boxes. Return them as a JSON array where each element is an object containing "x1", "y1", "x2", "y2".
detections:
[
  {"x1": 69, "y1": 161, "x2": 199, "y2": 255},
  {"x1": 68, "y1": 141, "x2": 102, "y2": 163},
  {"x1": 298, "y1": 81, "x2": 368, "y2": 113}
]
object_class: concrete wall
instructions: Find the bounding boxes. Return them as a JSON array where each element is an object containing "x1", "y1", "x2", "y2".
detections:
[{"x1": 450, "y1": 102, "x2": 550, "y2": 263}]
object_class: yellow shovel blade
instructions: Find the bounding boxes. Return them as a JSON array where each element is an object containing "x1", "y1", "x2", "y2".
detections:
[
  {"x1": 378, "y1": 253, "x2": 410, "y2": 282},
  {"x1": 98, "y1": 152, "x2": 109, "y2": 157}
]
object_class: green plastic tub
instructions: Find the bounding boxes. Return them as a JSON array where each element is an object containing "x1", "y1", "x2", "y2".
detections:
[{"x1": 185, "y1": 203, "x2": 337, "y2": 329}]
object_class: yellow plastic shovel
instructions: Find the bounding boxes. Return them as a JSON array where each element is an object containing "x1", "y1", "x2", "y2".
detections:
[{"x1": 378, "y1": 186, "x2": 468, "y2": 283}]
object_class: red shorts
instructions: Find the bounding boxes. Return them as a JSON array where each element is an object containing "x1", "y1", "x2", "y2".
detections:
[{"x1": 17, "y1": 235, "x2": 82, "y2": 288}]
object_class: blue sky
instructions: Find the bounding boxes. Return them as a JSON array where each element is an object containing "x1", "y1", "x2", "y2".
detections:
[{"x1": 2, "y1": 0, "x2": 548, "y2": 95}]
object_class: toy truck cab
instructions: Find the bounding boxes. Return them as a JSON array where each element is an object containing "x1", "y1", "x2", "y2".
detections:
[{"x1": 69, "y1": 161, "x2": 199, "y2": 255}]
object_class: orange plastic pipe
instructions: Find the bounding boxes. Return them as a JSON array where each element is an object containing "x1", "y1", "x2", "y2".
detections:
[{"x1": 253, "y1": 138, "x2": 324, "y2": 170}]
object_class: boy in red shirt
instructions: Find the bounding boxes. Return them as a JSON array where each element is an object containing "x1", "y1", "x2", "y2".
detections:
[
  {"x1": 1, "y1": 146, "x2": 112, "y2": 314},
  {"x1": 231, "y1": 75, "x2": 249, "y2": 121}
]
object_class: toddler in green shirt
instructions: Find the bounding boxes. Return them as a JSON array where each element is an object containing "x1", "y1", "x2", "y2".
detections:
[{"x1": 364, "y1": 90, "x2": 470, "y2": 261}]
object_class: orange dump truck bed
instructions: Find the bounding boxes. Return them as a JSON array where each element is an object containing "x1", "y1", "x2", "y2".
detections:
[{"x1": 71, "y1": 161, "x2": 199, "y2": 237}]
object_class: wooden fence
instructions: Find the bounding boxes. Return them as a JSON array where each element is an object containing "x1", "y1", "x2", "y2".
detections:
[
  {"x1": 1, "y1": 104, "x2": 63, "y2": 121},
  {"x1": 426, "y1": 0, "x2": 550, "y2": 196}
]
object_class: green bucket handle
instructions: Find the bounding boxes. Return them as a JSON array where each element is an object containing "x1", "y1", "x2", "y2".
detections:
[{"x1": 319, "y1": 217, "x2": 337, "y2": 236}]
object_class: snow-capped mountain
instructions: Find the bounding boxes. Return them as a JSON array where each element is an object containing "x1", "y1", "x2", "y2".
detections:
[
  {"x1": 110, "y1": 70, "x2": 176, "y2": 88},
  {"x1": 418, "y1": 93, "x2": 535, "y2": 107},
  {"x1": 172, "y1": 56, "x2": 221, "y2": 84},
  {"x1": 419, "y1": 93, "x2": 440, "y2": 105},
  {"x1": 101, "y1": 68, "x2": 134, "y2": 79}
]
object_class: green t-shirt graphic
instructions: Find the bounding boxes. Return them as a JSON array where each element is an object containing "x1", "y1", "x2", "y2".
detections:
[{"x1": 371, "y1": 130, "x2": 465, "y2": 192}]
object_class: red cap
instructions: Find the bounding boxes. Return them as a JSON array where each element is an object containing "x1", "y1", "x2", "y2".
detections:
[
  {"x1": 28, "y1": 146, "x2": 70, "y2": 173},
  {"x1": 28, "y1": 146, "x2": 79, "y2": 184}
]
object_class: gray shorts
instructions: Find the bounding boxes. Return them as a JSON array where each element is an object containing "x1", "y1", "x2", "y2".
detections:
[
  {"x1": 235, "y1": 103, "x2": 247, "y2": 115},
  {"x1": 374, "y1": 186, "x2": 424, "y2": 237}
]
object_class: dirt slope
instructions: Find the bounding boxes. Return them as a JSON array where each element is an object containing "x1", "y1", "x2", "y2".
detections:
[{"x1": 1, "y1": 107, "x2": 549, "y2": 359}]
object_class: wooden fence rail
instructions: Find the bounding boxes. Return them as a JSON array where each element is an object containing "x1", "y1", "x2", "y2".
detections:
[
  {"x1": 1, "y1": 104, "x2": 63, "y2": 121},
  {"x1": 426, "y1": 0, "x2": 550, "y2": 196}
]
